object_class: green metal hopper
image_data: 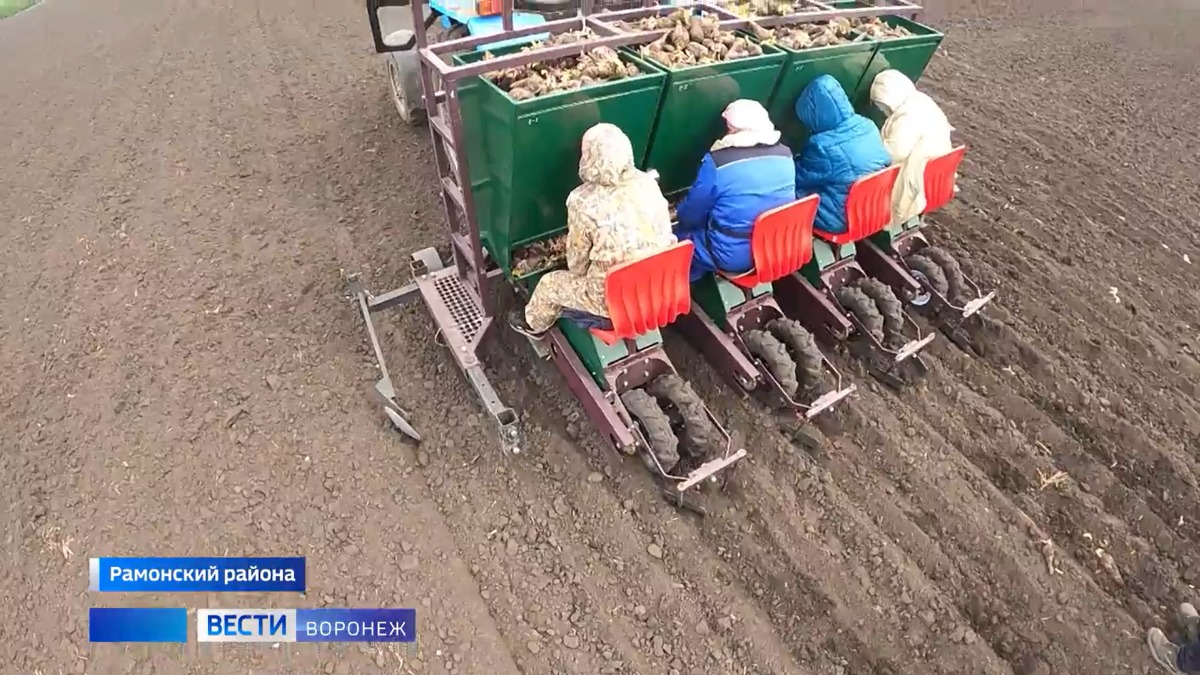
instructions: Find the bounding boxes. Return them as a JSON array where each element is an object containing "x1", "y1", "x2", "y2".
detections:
[
  {"x1": 760, "y1": 32, "x2": 877, "y2": 151},
  {"x1": 632, "y1": 45, "x2": 787, "y2": 196},
  {"x1": 454, "y1": 49, "x2": 667, "y2": 275},
  {"x1": 854, "y1": 15, "x2": 944, "y2": 114}
]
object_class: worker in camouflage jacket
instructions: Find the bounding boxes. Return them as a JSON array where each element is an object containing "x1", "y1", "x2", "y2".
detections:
[
  {"x1": 512, "y1": 123, "x2": 676, "y2": 338},
  {"x1": 870, "y1": 69, "x2": 955, "y2": 226}
]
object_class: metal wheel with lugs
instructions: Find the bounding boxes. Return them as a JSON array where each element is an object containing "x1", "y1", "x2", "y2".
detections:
[
  {"x1": 836, "y1": 285, "x2": 885, "y2": 342},
  {"x1": 767, "y1": 317, "x2": 825, "y2": 390},
  {"x1": 922, "y1": 246, "x2": 967, "y2": 305},
  {"x1": 620, "y1": 387, "x2": 680, "y2": 474},
  {"x1": 856, "y1": 277, "x2": 906, "y2": 344},
  {"x1": 743, "y1": 328, "x2": 799, "y2": 398},
  {"x1": 648, "y1": 374, "x2": 720, "y2": 461},
  {"x1": 904, "y1": 253, "x2": 948, "y2": 308}
]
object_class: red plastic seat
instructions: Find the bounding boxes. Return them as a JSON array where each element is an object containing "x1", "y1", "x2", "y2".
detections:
[
  {"x1": 922, "y1": 145, "x2": 967, "y2": 214},
  {"x1": 812, "y1": 164, "x2": 901, "y2": 245},
  {"x1": 590, "y1": 240, "x2": 696, "y2": 346},
  {"x1": 722, "y1": 194, "x2": 819, "y2": 289}
]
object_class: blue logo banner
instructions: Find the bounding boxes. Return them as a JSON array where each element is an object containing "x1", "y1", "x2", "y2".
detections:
[
  {"x1": 89, "y1": 607, "x2": 188, "y2": 643},
  {"x1": 90, "y1": 557, "x2": 305, "y2": 592},
  {"x1": 295, "y1": 609, "x2": 416, "y2": 642}
]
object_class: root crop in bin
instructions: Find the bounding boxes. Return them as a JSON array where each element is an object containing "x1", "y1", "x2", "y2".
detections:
[
  {"x1": 483, "y1": 30, "x2": 641, "y2": 101},
  {"x1": 511, "y1": 234, "x2": 568, "y2": 278},
  {"x1": 615, "y1": 10, "x2": 765, "y2": 68},
  {"x1": 728, "y1": 1, "x2": 816, "y2": 19},
  {"x1": 748, "y1": 17, "x2": 912, "y2": 49}
]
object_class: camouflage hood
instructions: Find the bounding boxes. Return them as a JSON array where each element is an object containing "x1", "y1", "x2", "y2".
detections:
[
  {"x1": 566, "y1": 124, "x2": 676, "y2": 275},
  {"x1": 578, "y1": 123, "x2": 637, "y2": 187}
]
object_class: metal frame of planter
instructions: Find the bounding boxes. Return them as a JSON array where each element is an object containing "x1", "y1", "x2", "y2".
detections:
[{"x1": 351, "y1": 0, "x2": 932, "y2": 487}]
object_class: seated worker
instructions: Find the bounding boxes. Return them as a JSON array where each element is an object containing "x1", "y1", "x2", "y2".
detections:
[
  {"x1": 870, "y1": 69, "x2": 954, "y2": 226},
  {"x1": 674, "y1": 99, "x2": 795, "y2": 282},
  {"x1": 511, "y1": 123, "x2": 676, "y2": 339},
  {"x1": 793, "y1": 75, "x2": 892, "y2": 235}
]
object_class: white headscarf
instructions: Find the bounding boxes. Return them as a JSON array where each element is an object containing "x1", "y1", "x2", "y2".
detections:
[
  {"x1": 870, "y1": 69, "x2": 918, "y2": 117},
  {"x1": 712, "y1": 99, "x2": 781, "y2": 151}
]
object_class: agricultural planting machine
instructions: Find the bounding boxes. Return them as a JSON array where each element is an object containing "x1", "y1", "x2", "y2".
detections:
[{"x1": 350, "y1": 0, "x2": 996, "y2": 510}]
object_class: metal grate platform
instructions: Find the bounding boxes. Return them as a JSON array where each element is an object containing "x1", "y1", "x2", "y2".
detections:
[{"x1": 431, "y1": 269, "x2": 483, "y2": 346}]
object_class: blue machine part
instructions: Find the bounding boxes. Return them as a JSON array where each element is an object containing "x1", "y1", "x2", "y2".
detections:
[
  {"x1": 466, "y1": 14, "x2": 550, "y2": 51},
  {"x1": 429, "y1": 0, "x2": 550, "y2": 51}
]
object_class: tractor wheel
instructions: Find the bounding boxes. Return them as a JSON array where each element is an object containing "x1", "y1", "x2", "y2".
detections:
[
  {"x1": 648, "y1": 374, "x2": 720, "y2": 461},
  {"x1": 743, "y1": 329, "x2": 799, "y2": 398},
  {"x1": 836, "y1": 286, "x2": 885, "y2": 343},
  {"x1": 904, "y1": 254, "x2": 949, "y2": 308},
  {"x1": 922, "y1": 246, "x2": 967, "y2": 305},
  {"x1": 387, "y1": 51, "x2": 426, "y2": 126},
  {"x1": 766, "y1": 318, "x2": 825, "y2": 390},
  {"x1": 856, "y1": 278, "x2": 906, "y2": 344},
  {"x1": 428, "y1": 20, "x2": 470, "y2": 42},
  {"x1": 620, "y1": 388, "x2": 680, "y2": 474}
]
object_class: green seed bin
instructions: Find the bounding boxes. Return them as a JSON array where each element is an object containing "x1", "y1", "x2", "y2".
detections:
[
  {"x1": 632, "y1": 45, "x2": 787, "y2": 196},
  {"x1": 760, "y1": 33, "x2": 877, "y2": 151},
  {"x1": 453, "y1": 49, "x2": 667, "y2": 275},
  {"x1": 853, "y1": 15, "x2": 944, "y2": 114}
]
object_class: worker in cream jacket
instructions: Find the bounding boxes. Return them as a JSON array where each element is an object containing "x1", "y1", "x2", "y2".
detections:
[{"x1": 869, "y1": 70, "x2": 955, "y2": 227}]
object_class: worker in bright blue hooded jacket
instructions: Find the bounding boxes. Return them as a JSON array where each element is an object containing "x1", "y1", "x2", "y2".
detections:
[
  {"x1": 674, "y1": 99, "x2": 796, "y2": 282},
  {"x1": 794, "y1": 75, "x2": 893, "y2": 235}
]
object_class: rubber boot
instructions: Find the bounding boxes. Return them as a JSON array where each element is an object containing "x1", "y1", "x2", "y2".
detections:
[
  {"x1": 1148, "y1": 628, "x2": 1183, "y2": 673},
  {"x1": 509, "y1": 310, "x2": 548, "y2": 341}
]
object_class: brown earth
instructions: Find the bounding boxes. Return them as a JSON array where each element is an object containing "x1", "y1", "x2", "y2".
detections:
[{"x1": 3, "y1": 0, "x2": 1199, "y2": 673}]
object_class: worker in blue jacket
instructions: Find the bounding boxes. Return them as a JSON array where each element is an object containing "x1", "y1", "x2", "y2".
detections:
[
  {"x1": 794, "y1": 75, "x2": 893, "y2": 235},
  {"x1": 674, "y1": 99, "x2": 796, "y2": 282}
]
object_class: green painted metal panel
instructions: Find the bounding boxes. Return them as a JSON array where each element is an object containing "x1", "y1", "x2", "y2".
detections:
[
  {"x1": 689, "y1": 275, "x2": 736, "y2": 329},
  {"x1": 854, "y1": 16, "x2": 944, "y2": 120},
  {"x1": 690, "y1": 274, "x2": 770, "y2": 330},
  {"x1": 870, "y1": 223, "x2": 904, "y2": 252},
  {"x1": 559, "y1": 320, "x2": 662, "y2": 387},
  {"x1": 761, "y1": 35, "x2": 877, "y2": 151},
  {"x1": 634, "y1": 46, "x2": 787, "y2": 196},
  {"x1": 561, "y1": 320, "x2": 625, "y2": 386},
  {"x1": 455, "y1": 50, "x2": 668, "y2": 274},
  {"x1": 806, "y1": 238, "x2": 857, "y2": 283}
]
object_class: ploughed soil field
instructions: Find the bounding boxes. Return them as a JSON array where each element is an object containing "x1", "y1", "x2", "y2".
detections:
[{"x1": 3, "y1": 0, "x2": 1200, "y2": 673}]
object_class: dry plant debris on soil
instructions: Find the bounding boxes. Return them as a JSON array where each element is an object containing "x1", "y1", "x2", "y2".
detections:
[
  {"x1": 511, "y1": 234, "x2": 568, "y2": 277},
  {"x1": 749, "y1": 17, "x2": 913, "y2": 49},
  {"x1": 482, "y1": 30, "x2": 639, "y2": 100},
  {"x1": 614, "y1": 10, "x2": 764, "y2": 67}
]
